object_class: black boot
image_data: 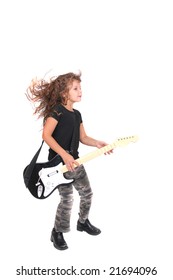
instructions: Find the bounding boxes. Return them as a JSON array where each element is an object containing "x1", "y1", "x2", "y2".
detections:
[
  {"x1": 50, "y1": 228, "x2": 68, "y2": 250},
  {"x1": 77, "y1": 219, "x2": 101, "y2": 235}
]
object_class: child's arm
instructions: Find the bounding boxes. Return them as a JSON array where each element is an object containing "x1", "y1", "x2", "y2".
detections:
[{"x1": 79, "y1": 123, "x2": 113, "y2": 154}]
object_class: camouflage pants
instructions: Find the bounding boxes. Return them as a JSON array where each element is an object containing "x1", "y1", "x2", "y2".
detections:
[{"x1": 54, "y1": 165, "x2": 93, "y2": 233}]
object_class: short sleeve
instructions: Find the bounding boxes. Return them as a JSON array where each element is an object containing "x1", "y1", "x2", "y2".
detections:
[{"x1": 49, "y1": 105, "x2": 62, "y2": 121}]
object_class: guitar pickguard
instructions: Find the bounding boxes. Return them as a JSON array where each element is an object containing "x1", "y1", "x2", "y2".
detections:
[{"x1": 38, "y1": 163, "x2": 74, "y2": 198}]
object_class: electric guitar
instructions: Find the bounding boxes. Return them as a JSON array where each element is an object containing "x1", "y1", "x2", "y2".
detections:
[{"x1": 25, "y1": 135, "x2": 138, "y2": 199}]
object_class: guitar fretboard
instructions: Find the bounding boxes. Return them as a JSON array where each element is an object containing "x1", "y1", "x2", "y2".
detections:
[{"x1": 60, "y1": 135, "x2": 138, "y2": 173}]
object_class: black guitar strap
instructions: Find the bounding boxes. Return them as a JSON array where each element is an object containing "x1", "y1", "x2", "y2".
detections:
[
  {"x1": 69, "y1": 113, "x2": 77, "y2": 155},
  {"x1": 23, "y1": 121, "x2": 76, "y2": 188},
  {"x1": 23, "y1": 140, "x2": 44, "y2": 188}
]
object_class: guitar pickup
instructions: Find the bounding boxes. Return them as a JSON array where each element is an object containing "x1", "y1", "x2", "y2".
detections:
[{"x1": 47, "y1": 170, "x2": 59, "y2": 177}]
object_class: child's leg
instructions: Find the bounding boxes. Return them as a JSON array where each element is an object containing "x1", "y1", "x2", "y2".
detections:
[
  {"x1": 72, "y1": 165, "x2": 93, "y2": 223},
  {"x1": 54, "y1": 184, "x2": 73, "y2": 233},
  {"x1": 72, "y1": 165, "x2": 101, "y2": 235}
]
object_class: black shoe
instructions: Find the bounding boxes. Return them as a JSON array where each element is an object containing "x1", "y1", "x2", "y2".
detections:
[
  {"x1": 77, "y1": 219, "x2": 101, "y2": 235},
  {"x1": 50, "y1": 228, "x2": 68, "y2": 250}
]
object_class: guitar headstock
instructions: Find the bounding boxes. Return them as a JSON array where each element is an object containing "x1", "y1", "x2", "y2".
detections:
[{"x1": 116, "y1": 135, "x2": 139, "y2": 146}]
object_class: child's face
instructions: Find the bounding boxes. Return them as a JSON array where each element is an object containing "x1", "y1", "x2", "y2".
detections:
[{"x1": 68, "y1": 80, "x2": 82, "y2": 103}]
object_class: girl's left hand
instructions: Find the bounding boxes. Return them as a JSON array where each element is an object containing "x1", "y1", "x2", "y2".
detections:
[{"x1": 96, "y1": 141, "x2": 114, "y2": 155}]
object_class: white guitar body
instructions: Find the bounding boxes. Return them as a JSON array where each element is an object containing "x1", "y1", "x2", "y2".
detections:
[{"x1": 38, "y1": 163, "x2": 74, "y2": 198}]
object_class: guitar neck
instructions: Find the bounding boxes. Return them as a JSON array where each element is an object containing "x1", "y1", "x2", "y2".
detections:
[{"x1": 60, "y1": 135, "x2": 138, "y2": 173}]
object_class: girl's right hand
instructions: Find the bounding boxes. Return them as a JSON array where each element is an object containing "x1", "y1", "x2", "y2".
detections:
[{"x1": 62, "y1": 152, "x2": 79, "y2": 172}]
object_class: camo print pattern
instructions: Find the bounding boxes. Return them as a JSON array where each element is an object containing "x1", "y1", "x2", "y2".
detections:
[{"x1": 54, "y1": 165, "x2": 93, "y2": 232}]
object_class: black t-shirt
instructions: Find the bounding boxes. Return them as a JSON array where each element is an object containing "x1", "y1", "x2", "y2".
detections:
[{"x1": 48, "y1": 104, "x2": 82, "y2": 160}]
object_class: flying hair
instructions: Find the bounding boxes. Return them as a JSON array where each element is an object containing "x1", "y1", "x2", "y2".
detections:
[{"x1": 26, "y1": 71, "x2": 82, "y2": 122}]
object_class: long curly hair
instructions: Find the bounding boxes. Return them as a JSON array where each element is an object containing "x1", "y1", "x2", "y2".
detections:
[{"x1": 26, "y1": 72, "x2": 81, "y2": 122}]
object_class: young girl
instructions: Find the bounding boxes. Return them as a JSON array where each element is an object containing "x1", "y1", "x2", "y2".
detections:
[{"x1": 27, "y1": 71, "x2": 111, "y2": 250}]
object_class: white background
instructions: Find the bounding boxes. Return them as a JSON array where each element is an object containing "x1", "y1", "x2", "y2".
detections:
[{"x1": 0, "y1": 0, "x2": 173, "y2": 279}]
